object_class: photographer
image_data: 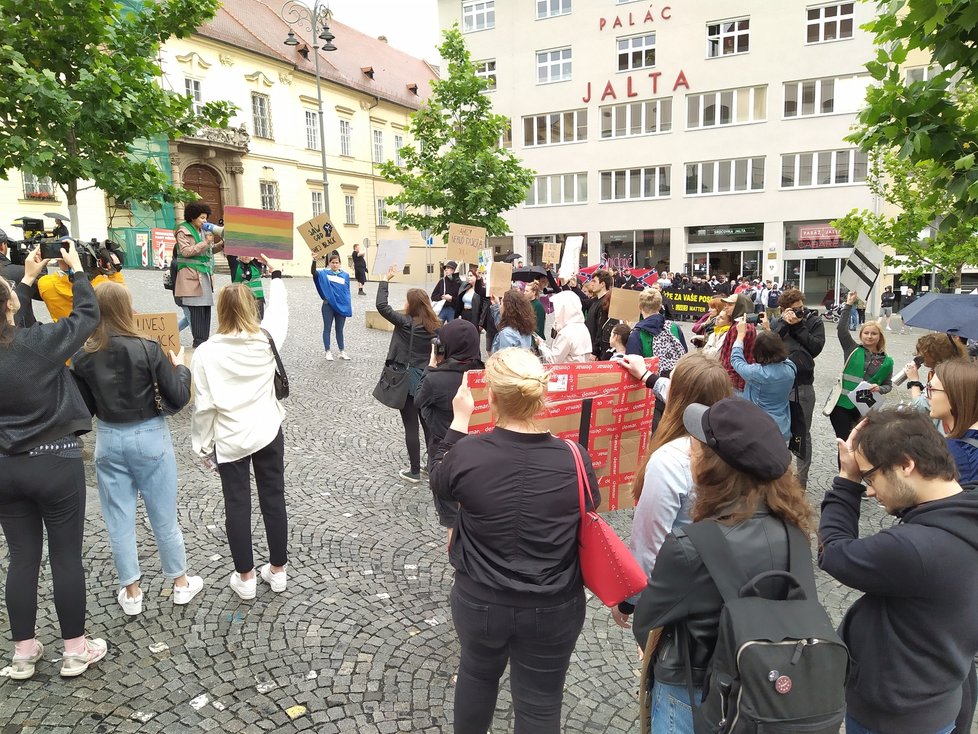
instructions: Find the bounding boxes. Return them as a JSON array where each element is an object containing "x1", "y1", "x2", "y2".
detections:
[
  {"x1": 37, "y1": 240, "x2": 125, "y2": 322},
  {"x1": 0, "y1": 242, "x2": 107, "y2": 679},
  {"x1": 769, "y1": 288, "x2": 825, "y2": 487}
]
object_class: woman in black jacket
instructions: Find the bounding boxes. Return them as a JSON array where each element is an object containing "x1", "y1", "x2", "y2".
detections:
[
  {"x1": 430, "y1": 347, "x2": 600, "y2": 734},
  {"x1": 631, "y1": 397, "x2": 815, "y2": 733},
  {"x1": 72, "y1": 281, "x2": 201, "y2": 618},
  {"x1": 0, "y1": 243, "x2": 107, "y2": 679},
  {"x1": 456, "y1": 268, "x2": 485, "y2": 331},
  {"x1": 377, "y1": 265, "x2": 441, "y2": 483},
  {"x1": 415, "y1": 319, "x2": 483, "y2": 533}
]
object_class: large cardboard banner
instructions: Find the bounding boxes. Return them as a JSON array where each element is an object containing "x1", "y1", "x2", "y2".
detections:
[
  {"x1": 134, "y1": 312, "x2": 180, "y2": 355},
  {"x1": 465, "y1": 359, "x2": 658, "y2": 511},
  {"x1": 447, "y1": 223, "x2": 486, "y2": 265},
  {"x1": 223, "y1": 206, "x2": 294, "y2": 259},
  {"x1": 609, "y1": 287, "x2": 643, "y2": 322},
  {"x1": 297, "y1": 212, "x2": 345, "y2": 261}
]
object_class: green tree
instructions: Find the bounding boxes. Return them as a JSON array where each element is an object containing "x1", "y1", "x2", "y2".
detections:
[
  {"x1": 379, "y1": 26, "x2": 534, "y2": 237},
  {"x1": 832, "y1": 150, "x2": 978, "y2": 290},
  {"x1": 0, "y1": 0, "x2": 235, "y2": 236}
]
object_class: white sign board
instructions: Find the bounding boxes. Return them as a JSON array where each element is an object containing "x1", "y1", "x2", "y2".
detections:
[
  {"x1": 839, "y1": 231, "x2": 884, "y2": 299},
  {"x1": 558, "y1": 235, "x2": 584, "y2": 279},
  {"x1": 372, "y1": 239, "x2": 411, "y2": 277}
]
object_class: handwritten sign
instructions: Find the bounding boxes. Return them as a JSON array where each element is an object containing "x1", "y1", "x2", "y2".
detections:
[
  {"x1": 447, "y1": 223, "x2": 486, "y2": 265},
  {"x1": 134, "y1": 312, "x2": 180, "y2": 355},
  {"x1": 489, "y1": 261, "x2": 513, "y2": 298},
  {"x1": 608, "y1": 287, "x2": 643, "y2": 322},
  {"x1": 542, "y1": 241, "x2": 562, "y2": 266},
  {"x1": 297, "y1": 212, "x2": 345, "y2": 261},
  {"x1": 373, "y1": 239, "x2": 411, "y2": 276}
]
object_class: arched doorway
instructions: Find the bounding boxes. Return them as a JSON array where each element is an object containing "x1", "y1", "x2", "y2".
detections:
[{"x1": 183, "y1": 164, "x2": 224, "y2": 223}]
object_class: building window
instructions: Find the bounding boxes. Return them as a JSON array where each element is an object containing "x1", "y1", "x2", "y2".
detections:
[
  {"x1": 599, "y1": 166, "x2": 670, "y2": 201},
  {"x1": 184, "y1": 78, "x2": 203, "y2": 116},
  {"x1": 23, "y1": 171, "x2": 56, "y2": 198},
  {"x1": 617, "y1": 33, "x2": 656, "y2": 72},
  {"x1": 522, "y1": 109, "x2": 587, "y2": 147},
  {"x1": 906, "y1": 64, "x2": 942, "y2": 83},
  {"x1": 687, "y1": 86, "x2": 766, "y2": 129},
  {"x1": 426, "y1": 263, "x2": 435, "y2": 275},
  {"x1": 311, "y1": 191, "x2": 324, "y2": 217},
  {"x1": 706, "y1": 18, "x2": 749, "y2": 58},
  {"x1": 344, "y1": 195, "x2": 356, "y2": 225},
  {"x1": 537, "y1": 0, "x2": 571, "y2": 20},
  {"x1": 394, "y1": 134, "x2": 405, "y2": 166},
  {"x1": 372, "y1": 129, "x2": 384, "y2": 163},
  {"x1": 536, "y1": 47, "x2": 572, "y2": 84},
  {"x1": 685, "y1": 158, "x2": 764, "y2": 195},
  {"x1": 398, "y1": 202, "x2": 407, "y2": 218},
  {"x1": 600, "y1": 98, "x2": 672, "y2": 138},
  {"x1": 806, "y1": 3, "x2": 854, "y2": 44},
  {"x1": 376, "y1": 197, "x2": 388, "y2": 226},
  {"x1": 525, "y1": 172, "x2": 588, "y2": 207},
  {"x1": 462, "y1": 0, "x2": 494, "y2": 32},
  {"x1": 474, "y1": 59, "x2": 497, "y2": 90},
  {"x1": 305, "y1": 110, "x2": 320, "y2": 150},
  {"x1": 780, "y1": 149, "x2": 868, "y2": 188},
  {"x1": 784, "y1": 74, "x2": 870, "y2": 117},
  {"x1": 259, "y1": 181, "x2": 280, "y2": 210},
  {"x1": 251, "y1": 93, "x2": 273, "y2": 138},
  {"x1": 339, "y1": 119, "x2": 352, "y2": 156}
]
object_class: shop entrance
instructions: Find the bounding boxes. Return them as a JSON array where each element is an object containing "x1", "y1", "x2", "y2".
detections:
[
  {"x1": 783, "y1": 256, "x2": 846, "y2": 306},
  {"x1": 687, "y1": 249, "x2": 762, "y2": 279}
]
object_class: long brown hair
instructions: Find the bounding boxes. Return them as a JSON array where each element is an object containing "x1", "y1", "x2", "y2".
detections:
[
  {"x1": 935, "y1": 359, "x2": 978, "y2": 439},
  {"x1": 631, "y1": 353, "x2": 732, "y2": 502},
  {"x1": 691, "y1": 442, "x2": 815, "y2": 536},
  {"x1": 217, "y1": 283, "x2": 261, "y2": 335},
  {"x1": 498, "y1": 289, "x2": 536, "y2": 336},
  {"x1": 0, "y1": 277, "x2": 16, "y2": 347},
  {"x1": 84, "y1": 281, "x2": 139, "y2": 352},
  {"x1": 405, "y1": 288, "x2": 441, "y2": 334}
]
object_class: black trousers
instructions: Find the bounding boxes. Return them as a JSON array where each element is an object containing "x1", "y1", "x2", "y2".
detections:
[
  {"x1": 399, "y1": 394, "x2": 431, "y2": 474},
  {"x1": 187, "y1": 305, "x2": 212, "y2": 348},
  {"x1": 217, "y1": 429, "x2": 288, "y2": 573},
  {"x1": 451, "y1": 585, "x2": 586, "y2": 734},
  {"x1": 829, "y1": 404, "x2": 862, "y2": 442},
  {"x1": 0, "y1": 454, "x2": 87, "y2": 640}
]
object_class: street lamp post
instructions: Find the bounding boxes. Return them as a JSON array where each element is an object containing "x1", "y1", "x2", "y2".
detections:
[{"x1": 282, "y1": 0, "x2": 337, "y2": 216}]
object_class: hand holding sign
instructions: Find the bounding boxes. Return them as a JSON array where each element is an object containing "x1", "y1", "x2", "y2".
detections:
[
  {"x1": 169, "y1": 346, "x2": 186, "y2": 368},
  {"x1": 297, "y1": 212, "x2": 346, "y2": 261}
]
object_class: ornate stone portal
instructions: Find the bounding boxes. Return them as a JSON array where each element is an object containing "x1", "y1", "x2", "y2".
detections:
[{"x1": 170, "y1": 125, "x2": 250, "y2": 221}]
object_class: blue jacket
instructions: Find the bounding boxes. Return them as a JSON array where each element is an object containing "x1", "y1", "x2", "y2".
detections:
[
  {"x1": 730, "y1": 342, "x2": 797, "y2": 441},
  {"x1": 948, "y1": 428, "x2": 978, "y2": 486},
  {"x1": 313, "y1": 267, "x2": 353, "y2": 317}
]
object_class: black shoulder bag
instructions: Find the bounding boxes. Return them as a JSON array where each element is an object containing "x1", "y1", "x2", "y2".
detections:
[
  {"x1": 260, "y1": 328, "x2": 289, "y2": 400},
  {"x1": 138, "y1": 339, "x2": 185, "y2": 416},
  {"x1": 373, "y1": 325, "x2": 415, "y2": 410}
]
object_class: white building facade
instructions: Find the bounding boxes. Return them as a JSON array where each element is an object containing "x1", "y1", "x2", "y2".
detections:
[{"x1": 439, "y1": 0, "x2": 890, "y2": 303}]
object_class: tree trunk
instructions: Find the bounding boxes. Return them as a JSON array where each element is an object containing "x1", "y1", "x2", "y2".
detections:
[
  {"x1": 953, "y1": 262, "x2": 963, "y2": 293},
  {"x1": 66, "y1": 178, "x2": 80, "y2": 239}
]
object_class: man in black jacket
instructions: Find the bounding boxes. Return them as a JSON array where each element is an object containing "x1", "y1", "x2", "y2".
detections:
[
  {"x1": 769, "y1": 288, "x2": 825, "y2": 488},
  {"x1": 821, "y1": 409, "x2": 978, "y2": 734},
  {"x1": 430, "y1": 261, "x2": 460, "y2": 323},
  {"x1": 582, "y1": 269, "x2": 616, "y2": 359}
]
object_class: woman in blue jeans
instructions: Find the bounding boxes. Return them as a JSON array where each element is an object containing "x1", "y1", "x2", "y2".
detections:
[
  {"x1": 312, "y1": 252, "x2": 352, "y2": 361},
  {"x1": 72, "y1": 281, "x2": 203, "y2": 616}
]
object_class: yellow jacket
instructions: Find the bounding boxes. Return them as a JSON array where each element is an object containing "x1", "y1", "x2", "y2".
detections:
[{"x1": 38, "y1": 270, "x2": 126, "y2": 321}]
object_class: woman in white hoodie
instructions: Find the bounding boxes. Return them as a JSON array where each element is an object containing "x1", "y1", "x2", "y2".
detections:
[
  {"x1": 191, "y1": 255, "x2": 290, "y2": 601},
  {"x1": 544, "y1": 290, "x2": 592, "y2": 363}
]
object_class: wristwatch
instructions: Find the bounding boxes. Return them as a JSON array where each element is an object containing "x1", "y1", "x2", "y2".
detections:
[{"x1": 906, "y1": 380, "x2": 924, "y2": 390}]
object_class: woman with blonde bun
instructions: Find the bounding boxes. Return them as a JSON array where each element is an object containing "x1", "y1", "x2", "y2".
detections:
[{"x1": 430, "y1": 347, "x2": 600, "y2": 734}]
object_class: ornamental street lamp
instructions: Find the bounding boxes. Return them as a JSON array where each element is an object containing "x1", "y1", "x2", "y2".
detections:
[{"x1": 282, "y1": 0, "x2": 337, "y2": 215}]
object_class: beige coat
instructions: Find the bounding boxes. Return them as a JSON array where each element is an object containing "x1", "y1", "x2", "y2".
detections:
[{"x1": 173, "y1": 227, "x2": 223, "y2": 298}]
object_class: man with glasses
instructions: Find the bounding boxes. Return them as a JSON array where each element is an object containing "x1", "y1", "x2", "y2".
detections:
[{"x1": 819, "y1": 409, "x2": 978, "y2": 734}]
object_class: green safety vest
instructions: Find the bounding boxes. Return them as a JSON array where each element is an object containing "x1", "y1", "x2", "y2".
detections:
[
  {"x1": 836, "y1": 347, "x2": 894, "y2": 410},
  {"x1": 174, "y1": 222, "x2": 212, "y2": 275},
  {"x1": 233, "y1": 261, "x2": 264, "y2": 300}
]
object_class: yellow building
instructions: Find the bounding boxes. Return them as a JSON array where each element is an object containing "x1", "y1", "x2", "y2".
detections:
[{"x1": 159, "y1": 0, "x2": 444, "y2": 281}]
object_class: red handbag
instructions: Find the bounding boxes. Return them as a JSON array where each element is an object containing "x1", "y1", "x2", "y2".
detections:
[{"x1": 565, "y1": 439, "x2": 649, "y2": 607}]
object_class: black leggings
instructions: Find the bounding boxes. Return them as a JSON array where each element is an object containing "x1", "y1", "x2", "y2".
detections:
[
  {"x1": 0, "y1": 454, "x2": 87, "y2": 640},
  {"x1": 187, "y1": 305, "x2": 212, "y2": 348},
  {"x1": 399, "y1": 394, "x2": 431, "y2": 474},
  {"x1": 217, "y1": 429, "x2": 288, "y2": 573},
  {"x1": 829, "y1": 404, "x2": 862, "y2": 442}
]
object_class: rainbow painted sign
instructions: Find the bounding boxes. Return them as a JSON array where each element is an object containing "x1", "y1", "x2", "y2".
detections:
[{"x1": 223, "y1": 206, "x2": 294, "y2": 259}]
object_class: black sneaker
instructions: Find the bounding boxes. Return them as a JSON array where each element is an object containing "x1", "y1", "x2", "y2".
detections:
[{"x1": 398, "y1": 469, "x2": 421, "y2": 483}]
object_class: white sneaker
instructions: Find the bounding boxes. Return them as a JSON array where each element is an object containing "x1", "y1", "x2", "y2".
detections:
[
  {"x1": 229, "y1": 571, "x2": 256, "y2": 600},
  {"x1": 173, "y1": 575, "x2": 204, "y2": 606},
  {"x1": 259, "y1": 563, "x2": 287, "y2": 593},
  {"x1": 117, "y1": 588, "x2": 142, "y2": 616},
  {"x1": 886, "y1": 326, "x2": 892, "y2": 331},
  {"x1": 325, "y1": 352, "x2": 334, "y2": 361},
  {"x1": 338, "y1": 350, "x2": 351, "y2": 361}
]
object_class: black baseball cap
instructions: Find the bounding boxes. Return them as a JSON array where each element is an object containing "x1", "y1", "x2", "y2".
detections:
[{"x1": 683, "y1": 398, "x2": 791, "y2": 481}]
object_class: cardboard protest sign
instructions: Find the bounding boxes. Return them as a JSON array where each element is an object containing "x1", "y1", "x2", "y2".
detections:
[
  {"x1": 134, "y1": 312, "x2": 180, "y2": 356},
  {"x1": 558, "y1": 235, "x2": 584, "y2": 279},
  {"x1": 608, "y1": 287, "x2": 643, "y2": 322},
  {"x1": 542, "y1": 241, "x2": 562, "y2": 266},
  {"x1": 840, "y1": 232, "x2": 884, "y2": 299},
  {"x1": 489, "y1": 261, "x2": 513, "y2": 298},
  {"x1": 447, "y1": 223, "x2": 485, "y2": 265},
  {"x1": 223, "y1": 206, "x2": 294, "y2": 259},
  {"x1": 372, "y1": 239, "x2": 411, "y2": 276},
  {"x1": 297, "y1": 212, "x2": 345, "y2": 261},
  {"x1": 466, "y1": 359, "x2": 659, "y2": 511}
]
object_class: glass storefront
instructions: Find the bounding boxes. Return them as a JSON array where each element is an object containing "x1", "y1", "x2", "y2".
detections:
[
  {"x1": 526, "y1": 233, "x2": 588, "y2": 268},
  {"x1": 685, "y1": 222, "x2": 763, "y2": 279},
  {"x1": 783, "y1": 221, "x2": 853, "y2": 306},
  {"x1": 599, "y1": 229, "x2": 670, "y2": 271}
]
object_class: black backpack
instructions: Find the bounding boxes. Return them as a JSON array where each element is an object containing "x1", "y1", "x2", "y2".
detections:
[
  {"x1": 679, "y1": 520, "x2": 848, "y2": 734},
  {"x1": 767, "y1": 289, "x2": 781, "y2": 308}
]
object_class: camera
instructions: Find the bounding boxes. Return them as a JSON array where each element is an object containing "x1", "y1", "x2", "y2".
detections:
[
  {"x1": 433, "y1": 336, "x2": 445, "y2": 356},
  {"x1": 745, "y1": 313, "x2": 761, "y2": 325},
  {"x1": 40, "y1": 240, "x2": 65, "y2": 259}
]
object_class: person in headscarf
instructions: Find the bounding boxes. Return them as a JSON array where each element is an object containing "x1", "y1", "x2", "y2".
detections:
[
  {"x1": 415, "y1": 319, "x2": 485, "y2": 535},
  {"x1": 548, "y1": 290, "x2": 592, "y2": 363}
]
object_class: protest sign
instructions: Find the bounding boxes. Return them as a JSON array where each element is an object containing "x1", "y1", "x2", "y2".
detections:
[
  {"x1": 447, "y1": 223, "x2": 486, "y2": 265},
  {"x1": 134, "y1": 312, "x2": 180, "y2": 355},
  {"x1": 489, "y1": 261, "x2": 513, "y2": 298},
  {"x1": 151, "y1": 228, "x2": 176, "y2": 268},
  {"x1": 558, "y1": 235, "x2": 584, "y2": 279},
  {"x1": 297, "y1": 212, "x2": 345, "y2": 261},
  {"x1": 839, "y1": 232, "x2": 884, "y2": 299},
  {"x1": 542, "y1": 241, "x2": 562, "y2": 266},
  {"x1": 477, "y1": 248, "x2": 493, "y2": 280},
  {"x1": 372, "y1": 239, "x2": 411, "y2": 276},
  {"x1": 223, "y1": 206, "x2": 294, "y2": 259},
  {"x1": 466, "y1": 359, "x2": 659, "y2": 511},
  {"x1": 661, "y1": 288, "x2": 713, "y2": 317},
  {"x1": 608, "y1": 287, "x2": 643, "y2": 322}
]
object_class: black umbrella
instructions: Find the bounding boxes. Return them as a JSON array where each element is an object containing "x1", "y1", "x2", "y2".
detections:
[
  {"x1": 510, "y1": 265, "x2": 548, "y2": 283},
  {"x1": 899, "y1": 293, "x2": 978, "y2": 341},
  {"x1": 502, "y1": 252, "x2": 522, "y2": 264}
]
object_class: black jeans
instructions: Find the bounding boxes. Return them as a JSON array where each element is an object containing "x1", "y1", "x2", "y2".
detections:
[
  {"x1": 187, "y1": 305, "x2": 212, "y2": 348},
  {"x1": 0, "y1": 454, "x2": 87, "y2": 640},
  {"x1": 450, "y1": 585, "x2": 586, "y2": 734},
  {"x1": 399, "y1": 394, "x2": 431, "y2": 474},
  {"x1": 217, "y1": 429, "x2": 288, "y2": 573}
]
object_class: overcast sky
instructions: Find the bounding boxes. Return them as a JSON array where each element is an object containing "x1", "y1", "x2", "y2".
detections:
[{"x1": 327, "y1": 0, "x2": 443, "y2": 65}]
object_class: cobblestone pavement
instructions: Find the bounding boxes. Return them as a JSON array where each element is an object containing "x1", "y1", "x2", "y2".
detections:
[{"x1": 0, "y1": 270, "x2": 955, "y2": 732}]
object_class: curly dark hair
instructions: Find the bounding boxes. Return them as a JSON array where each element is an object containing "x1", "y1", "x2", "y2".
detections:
[
  {"x1": 498, "y1": 290, "x2": 536, "y2": 336},
  {"x1": 184, "y1": 201, "x2": 213, "y2": 222},
  {"x1": 778, "y1": 288, "x2": 805, "y2": 310}
]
